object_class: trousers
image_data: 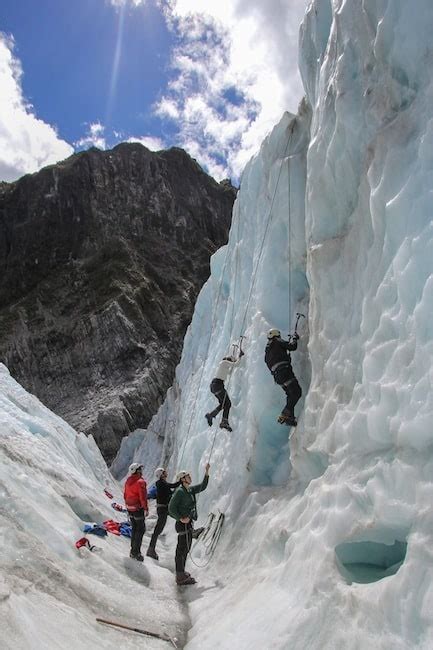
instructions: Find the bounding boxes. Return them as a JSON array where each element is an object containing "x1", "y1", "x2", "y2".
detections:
[
  {"x1": 209, "y1": 378, "x2": 231, "y2": 420},
  {"x1": 129, "y1": 508, "x2": 145, "y2": 556},
  {"x1": 149, "y1": 505, "x2": 168, "y2": 549},
  {"x1": 175, "y1": 520, "x2": 193, "y2": 573}
]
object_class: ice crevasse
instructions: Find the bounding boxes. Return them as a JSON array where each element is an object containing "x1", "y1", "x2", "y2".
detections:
[{"x1": 120, "y1": 0, "x2": 433, "y2": 647}]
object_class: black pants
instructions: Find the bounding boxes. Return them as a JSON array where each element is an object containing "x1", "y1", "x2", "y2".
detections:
[
  {"x1": 209, "y1": 378, "x2": 231, "y2": 420},
  {"x1": 175, "y1": 520, "x2": 193, "y2": 574},
  {"x1": 129, "y1": 509, "x2": 145, "y2": 556},
  {"x1": 281, "y1": 378, "x2": 302, "y2": 417},
  {"x1": 149, "y1": 505, "x2": 168, "y2": 549},
  {"x1": 273, "y1": 366, "x2": 302, "y2": 418}
]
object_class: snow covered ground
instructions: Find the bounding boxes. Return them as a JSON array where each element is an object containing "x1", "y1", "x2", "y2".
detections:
[
  {"x1": 115, "y1": 0, "x2": 433, "y2": 648},
  {"x1": 0, "y1": 364, "x2": 187, "y2": 649}
]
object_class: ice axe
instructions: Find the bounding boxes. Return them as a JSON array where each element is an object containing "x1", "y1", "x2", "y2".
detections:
[
  {"x1": 96, "y1": 618, "x2": 178, "y2": 647},
  {"x1": 231, "y1": 335, "x2": 246, "y2": 358},
  {"x1": 291, "y1": 312, "x2": 305, "y2": 338}
]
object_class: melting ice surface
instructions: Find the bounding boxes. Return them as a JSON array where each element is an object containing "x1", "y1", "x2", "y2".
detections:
[
  {"x1": 115, "y1": 0, "x2": 433, "y2": 647},
  {"x1": 0, "y1": 365, "x2": 186, "y2": 648}
]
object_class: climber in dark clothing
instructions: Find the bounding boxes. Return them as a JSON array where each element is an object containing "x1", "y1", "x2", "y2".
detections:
[
  {"x1": 146, "y1": 468, "x2": 180, "y2": 560},
  {"x1": 265, "y1": 328, "x2": 302, "y2": 426}
]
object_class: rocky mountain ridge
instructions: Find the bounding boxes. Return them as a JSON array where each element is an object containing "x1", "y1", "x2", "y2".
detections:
[{"x1": 0, "y1": 143, "x2": 236, "y2": 461}]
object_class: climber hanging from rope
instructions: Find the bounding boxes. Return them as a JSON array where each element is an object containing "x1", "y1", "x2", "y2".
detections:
[
  {"x1": 265, "y1": 314, "x2": 304, "y2": 426},
  {"x1": 205, "y1": 341, "x2": 245, "y2": 432}
]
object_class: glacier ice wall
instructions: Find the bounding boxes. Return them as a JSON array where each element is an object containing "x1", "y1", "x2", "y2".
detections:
[{"x1": 115, "y1": 0, "x2": 433, "y2": 647}]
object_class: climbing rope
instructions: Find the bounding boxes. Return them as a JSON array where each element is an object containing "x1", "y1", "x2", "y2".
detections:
[
  {"x1": 288, "y1": 147, "x2": 293, "y2": 330},
  {"x1": 204, "y1": 120, "x2": 297, "y2": 467},
  {"x1": 182, "y1": 119, "x2": 298, "y2": 567},
  {"x1": 188, "y1": 511, "x2": 225, "y2": 569},
  {"x1": 237, "y1": 120, "x2": 296, "y2": 341},
  {"x1": 177, "y1": 223, "x2": 237, "y2": 468}
]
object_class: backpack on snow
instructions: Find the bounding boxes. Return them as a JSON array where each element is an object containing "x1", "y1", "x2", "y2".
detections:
[{"x1": 147, "y1": 483, "x2": 157, "y2": 500}]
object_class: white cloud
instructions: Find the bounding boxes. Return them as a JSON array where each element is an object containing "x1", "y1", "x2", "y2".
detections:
[
  {"x1": 0, "y1": 34, "x2": 73, "y2": 182},
  {"x1": 156, "y1": 0, "x2": 309, "y2": 181},
  {"x1": 75, "y1": 122, "x2": 107, "y2": 149},
  {"x1": 127, "y1": 135, "x2": 164, "y2": 150},
  {"x1": 109, "y1": 0, "x2": 146, "y2": 6}
]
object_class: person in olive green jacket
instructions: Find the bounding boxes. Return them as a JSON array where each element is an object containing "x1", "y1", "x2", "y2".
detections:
[{"x1": 168, "y1": 463, "x2": 210, "y2": 585}]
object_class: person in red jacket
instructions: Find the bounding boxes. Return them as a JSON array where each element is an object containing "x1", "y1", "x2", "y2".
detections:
[{"x1": 124, "y1": 462, "x2": 148, "y2": 561}]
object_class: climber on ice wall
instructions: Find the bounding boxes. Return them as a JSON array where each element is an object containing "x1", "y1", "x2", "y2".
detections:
[
  {"x1": 205, "y1": 348, "x2": 245, "y2": 432},
  {"x1": 265, "y1": 328, "x2": 302, "y2": 426}
]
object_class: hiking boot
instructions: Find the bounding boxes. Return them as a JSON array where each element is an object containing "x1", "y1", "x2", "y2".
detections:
[
  {"x1": 205, "y1": 413, "x2": 213, "y2": 427},
  {"x1": 176, "y1": 572, "x2": 196, "y2": 586},
  {"x1": 220, "y1": 419, "x2": 232, "y2": 432},
  {"x1": 191, "y1": 527, "x2": 205, "y2": 539},
  {"x1": 130, "y1": 551, "x2": 144, "y2": 562},
  {"x1": 146, "y1": 547, "x2": 159, "y2": 560}
]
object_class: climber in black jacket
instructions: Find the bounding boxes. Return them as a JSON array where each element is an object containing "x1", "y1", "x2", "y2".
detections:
[
  {"x1": 146, "y1": 468, "x2": 180, "y2": 560},
  {"x1": 265, "y1": 328, "x2": 302, "y2": 426}
]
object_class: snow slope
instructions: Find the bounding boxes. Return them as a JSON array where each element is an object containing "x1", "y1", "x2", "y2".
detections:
[
  {"x1": 0, "y1": 364, "x2": 186, "y2": 649},
  {"x1": 117, "y1": 0, "x2": 433, "y2": 648}
]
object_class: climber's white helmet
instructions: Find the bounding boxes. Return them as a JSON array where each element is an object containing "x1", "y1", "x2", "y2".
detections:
[
  {"x1": 267, "y1": 328, "x2": 281, "y2": 340},
  {"x1": 155, "y1": 467, "x2": 166, "y2": 479},
  {"x1": 128, "y1": 462, "x2": 143, "y2": 475},
  {"x1": 176, "y1": 470, "x2": 191, "y2": 481}
]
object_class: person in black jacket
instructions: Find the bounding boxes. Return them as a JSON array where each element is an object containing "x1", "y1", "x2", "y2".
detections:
[
  {"x1": 146, "y1": 468, "x2": 180, "y2": 560},
  {"x1": 265, "y1": 328, "x2": 302, "y2": 426}
]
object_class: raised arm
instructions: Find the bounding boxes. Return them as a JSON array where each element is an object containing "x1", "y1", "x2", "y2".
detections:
[
  {"x1": 166, "y1": 480, "x2": 181, "y2": 489},
  {"x1": 190, "y1": 464, "x2": 210, "y2": 495}
]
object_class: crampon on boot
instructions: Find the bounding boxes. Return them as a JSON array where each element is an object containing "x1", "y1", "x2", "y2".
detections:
[
  {"x1": 205, "y1": 413, "x2": 213, "y2": 427},
  {"x1": 219, "y1": 419, "x2": 233, "y2": 432},
  {"x1": 277, "y1": 413, "x2": 297, "y2": 427},
  {"x1": 176, "y1": 572, "x2": 196, "y2": 586}
]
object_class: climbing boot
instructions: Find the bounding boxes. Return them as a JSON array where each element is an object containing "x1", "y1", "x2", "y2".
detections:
[
  {"x1": 205, "y1": 413, "x2": 213, "y2": 427},
  {"x1": 277, "y1": 414, "x2": 297, "y2": 427},
  {"x1": 130, "y1": 551, "x2": 144, "y2": 562},
  {"x1": 191, "y1": 526, "x2": 205, "y2": 539},
  {"x1": 146, "y1": 547, "x2": 159, "y2": 560},
  {"x1": 220, "y1": 419, "x2": 233, "y2": 432},
  {"x1": 176, "y1": 572, "x2": 196, "y2": 586}
]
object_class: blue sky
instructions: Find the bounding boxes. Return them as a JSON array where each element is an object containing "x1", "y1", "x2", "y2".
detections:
[{"x1": 0, "y1": 0, "x2": 308, "y2": 183}]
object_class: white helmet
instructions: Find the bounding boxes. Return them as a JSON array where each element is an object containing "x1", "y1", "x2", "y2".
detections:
[
  {"x1": 267, "y1": 328, "x2": 281, "y2": 339},
  {"x1": 155, "y1": 467, "x2": 166, "y2": 479},
  {"x1": 128, "y1": 462, "x2": 143, "y2": 476},
  {"x1": 176, "y1": 470, "x2": 191, "y2": 481}
]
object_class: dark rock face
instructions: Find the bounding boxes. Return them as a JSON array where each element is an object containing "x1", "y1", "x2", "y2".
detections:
[{"x1": 0, "y1": 144, "x2": 235, "y2": 461}]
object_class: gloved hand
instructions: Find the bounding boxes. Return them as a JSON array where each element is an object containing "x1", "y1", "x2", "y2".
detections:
[
  {"x1": 239, "y1": 350, "x2": 245, "y2": 357},
  {"x1": 293, "y1": 333, "x2": 300, "y2": 341}
]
